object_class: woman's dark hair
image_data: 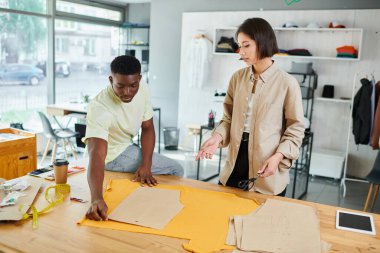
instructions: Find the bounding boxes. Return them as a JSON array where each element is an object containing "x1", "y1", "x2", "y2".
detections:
[
  {"x1": 236, "y1": 18, "x2": 279, "y2": 59},
  {"x1": 110, "y1": 55, "x2": 141, "y2": 75}
]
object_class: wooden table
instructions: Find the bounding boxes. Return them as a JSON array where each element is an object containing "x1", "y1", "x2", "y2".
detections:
[
  {"x1": 46, "y1": 103, "x2": 162, "y2": 153},
  {"x1": 1, "y1": 171, "x2": 380, "y2": 253},
  {"x1": 46, "y1": 103, "x2": 88, "y2": 117}
]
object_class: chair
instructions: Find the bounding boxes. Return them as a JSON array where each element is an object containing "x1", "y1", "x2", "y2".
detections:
[
  {"x1": 38, "y1": 111, "x2": 80, "y2": 164},
  {"x1": 363, "y1": 150, "x2": 380, "y2": 212}
]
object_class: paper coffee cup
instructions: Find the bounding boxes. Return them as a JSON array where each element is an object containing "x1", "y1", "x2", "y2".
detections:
[{"x1": 53, "y1": 159, "x2": 69, "y2": 184}]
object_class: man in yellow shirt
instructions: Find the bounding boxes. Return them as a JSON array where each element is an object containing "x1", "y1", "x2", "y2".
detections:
[{"x1": 84, "y1": 55, "x2": 183, "y2": 221}]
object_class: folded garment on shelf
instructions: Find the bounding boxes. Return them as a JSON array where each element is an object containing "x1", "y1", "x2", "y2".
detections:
[
  {"x1": 337, "y1": 53, "x2": 358, "y2": 58},
  {"x1": 215, "y1": 36, "x2": 239, "y2": 53},
  {"x1": 275, "y1": 52, "x2": 289, "y2": 56},
  {"x1": 336, "y1": 45, "x2": 358, "y2": 55},
  {"x1": 328, "y1": 21, "x2": 346, "y2": 28},
  {"x1": 282, "y1": 21, "x2": 299, "y2": 28},
  {"x1": 336, "y1": 45, "x2": 358, "y2": 58},
  {"x1": 287, "y1": 48, "x2": 312, "y2": 56}
]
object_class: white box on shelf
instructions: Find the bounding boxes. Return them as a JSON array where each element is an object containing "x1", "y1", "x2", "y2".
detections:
[{"x1": 310, "y1": 149, "x2": 345, "y2": 179}]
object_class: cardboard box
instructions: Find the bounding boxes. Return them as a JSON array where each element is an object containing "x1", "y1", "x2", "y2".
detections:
[
  {"x1": 309, "y1": 150, "x2": 345, "y2": 179},
  {"x1": 291, "y1": 61, "x2": 313, "y2": 74}
]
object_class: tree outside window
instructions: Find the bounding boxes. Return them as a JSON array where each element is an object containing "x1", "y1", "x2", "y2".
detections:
[{"x1": 0, "y1": 1, "x2": 46, "y2": 64}]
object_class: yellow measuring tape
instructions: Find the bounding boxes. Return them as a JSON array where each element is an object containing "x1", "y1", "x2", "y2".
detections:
[{"x1": 19, "y1": 184, "x2": 70, "y2": 229}]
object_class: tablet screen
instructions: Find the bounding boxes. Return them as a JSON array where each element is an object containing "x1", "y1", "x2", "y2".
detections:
[
  {"x1": 336, "y1": 210, "x2": 375, "y2": 235},
  {"x1": 339, "y1": 212, "x2": 372, "y2": 231}
]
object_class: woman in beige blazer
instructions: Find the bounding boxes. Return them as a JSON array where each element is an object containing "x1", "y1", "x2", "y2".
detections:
[{"x1": 196, "y1": 18, "x2": 305, "y2": 196}]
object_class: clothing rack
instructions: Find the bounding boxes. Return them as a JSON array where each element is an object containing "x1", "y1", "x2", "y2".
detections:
[{"x1": 340, "y1": 70, "x2": 375, "y2": 197}]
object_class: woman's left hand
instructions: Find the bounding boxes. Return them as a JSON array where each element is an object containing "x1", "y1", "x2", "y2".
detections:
[{"x1": 258, "y1": 152, "x2": 284, "y2": 177}]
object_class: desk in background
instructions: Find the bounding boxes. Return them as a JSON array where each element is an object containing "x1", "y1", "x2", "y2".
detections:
[
  {"x1": 46, "y1": 103, "x2": 87, "y2": 117},
  {"x1": 1, "y1": 170, "x2": 379, "y2": 252},
  {"x1": 46, "y1": 103, "x2": 161, "y2": 153}
]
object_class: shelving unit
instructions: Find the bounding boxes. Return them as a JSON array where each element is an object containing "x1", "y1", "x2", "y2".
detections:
[
  {"x1": 274, "y1": 27, "x2": 362, "y2": 32},
  {"x1": 287, "y1": 71, "x2": 316, "y2": 199},
  {"x1": 213, "y1": 27, "x2": 238, "y2": 55},
  {"x1": 288, "y1": 131, "x2": 313, "y2": 199},
  {"x1": 315, "y1": 97, "x2": 351, "y2": 104},
  {"x1": 289, "y1": 70, "x2": 317, "y2": 126},
  {"x1": 274, "y1": 27, "x2": 363, "y2": 60},
  {"x1": 119, "y1": 23, "x2": 150, "y2": 73},
  {"x1": 213, "y1": 27, "x2": 363, "y2": 60},
  {"x1": 274, "y1": 55, "x2": 360, "y2": 61},
  {"x1": 215, "y1": 53, "x2": 360, "y2": 61}
]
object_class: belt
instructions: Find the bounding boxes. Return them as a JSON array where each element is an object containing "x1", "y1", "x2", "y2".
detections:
[{"x1": 242, "y1": 132, "x2": 249, "y2": 142}]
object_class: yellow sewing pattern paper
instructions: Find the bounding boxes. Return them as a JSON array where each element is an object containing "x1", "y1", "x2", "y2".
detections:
[{"x1": 79, "y1": 179, "x2": 259, "y2": 253}]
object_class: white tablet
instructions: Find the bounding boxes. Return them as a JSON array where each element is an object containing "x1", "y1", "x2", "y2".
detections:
[{"x1": 336, "y1": 210, "x2": 376, "y2": 236}]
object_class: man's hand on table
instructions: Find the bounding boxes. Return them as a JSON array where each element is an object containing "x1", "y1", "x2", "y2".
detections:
[
  {"x1": 132, "y1": 167, "x2": 158, "y2": 187},
  {"x1": 86, "y1": 199, "x2": 108, "y2": 221}
]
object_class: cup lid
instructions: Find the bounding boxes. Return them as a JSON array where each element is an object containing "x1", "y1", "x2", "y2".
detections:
[{"x1": 53, "y1": 159, "x2": 69, "y2": 166}]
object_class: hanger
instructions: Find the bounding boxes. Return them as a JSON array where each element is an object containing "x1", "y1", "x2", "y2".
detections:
[
  {"x1": 193, "y1": 30, "x2": 212, "y2": 43},
  {"x1": 363, "y1": 71, "x2": 375, "y2": 81},
  {"x1": 370, "y1": 71, "x2": 375, "y2": 81}
]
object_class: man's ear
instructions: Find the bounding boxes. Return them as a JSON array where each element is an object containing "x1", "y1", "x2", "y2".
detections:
[{"x1": 108, "y1": 75, "x2": 113, "y2": 84}]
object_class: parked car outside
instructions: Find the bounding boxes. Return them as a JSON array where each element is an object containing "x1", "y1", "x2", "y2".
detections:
[
  {"x1": 56, "y1": 61, "x2": 71, "y2": 77},
  {"x1": 86, "y1": 62, "x2": 110, "y2": 75},
  {"x1": 35, "y1": 61, "x2": 71, "y2": 77},
  {"x1": 0, "y1": 64, "x2": 44, "y2": 85}
]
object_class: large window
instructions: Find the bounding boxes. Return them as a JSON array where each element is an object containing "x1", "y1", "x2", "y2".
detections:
[
  {"x1": 55, "y1": 20, "x2": 120, "y2": 103},
  {"x1": 56, "y1": 0, "x2": 123, "y2": 22},
  {"x1": 56, "y1": 37, "x2": 69, "y2": 53},
  {"x1": 84, "y1": 38, "x2": 96, "y2": 56},
  {"x1": 0, "y1": 11, "x2": 48, "y2": 128},
  {"x1": 54, "y1": 0, "x2": 123, "y2": 103},
  {"x1": 0, "y1": 0, "x2": 125, "y2": 130},
  {"x1": 0, "y1": 0, "x2": 47, "y2": 14}
]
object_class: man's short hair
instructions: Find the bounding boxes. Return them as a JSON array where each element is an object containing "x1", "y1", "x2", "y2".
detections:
[
  {"x1": 110, "y1": 55, "x2": 141, "y2": 75},
  {"x1": 236, "y1": 18, "x2": 279, "y2": 59}
]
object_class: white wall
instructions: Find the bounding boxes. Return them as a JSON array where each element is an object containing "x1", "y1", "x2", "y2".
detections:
[
  {"x1": 150, "y1": 0, "x2": 380, "y2": 129},
  {"x1": 177, "y1": 9, "x2": 380, "y2": 178},
  {"x1": 128, "y1": 3, "x2": 150, "y2": 24}
]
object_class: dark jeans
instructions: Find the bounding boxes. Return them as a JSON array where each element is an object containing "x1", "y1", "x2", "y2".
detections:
[{"x1": 221, "y1": 135, "x2": 287, "y2": 197}]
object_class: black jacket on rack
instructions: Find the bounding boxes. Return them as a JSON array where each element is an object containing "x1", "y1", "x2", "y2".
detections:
[{"x1": 352, "y1": 78, "x2": 373, "y2": 145}]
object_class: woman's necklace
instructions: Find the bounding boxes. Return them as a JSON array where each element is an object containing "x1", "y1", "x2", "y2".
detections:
[{"x1": 250, "y1": 73, "x2": 259, "y2": 82}]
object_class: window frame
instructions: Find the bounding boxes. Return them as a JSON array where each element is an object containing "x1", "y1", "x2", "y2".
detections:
[
  {"x1": 56, "y1": 0, "x2": 125, "y2": 27},
  {"x1": 0, "y1": 0, "x2": 126, "y2": 105},
  {"x1": 0, "y1": 0, "x2": 48, "y2": 15}
]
